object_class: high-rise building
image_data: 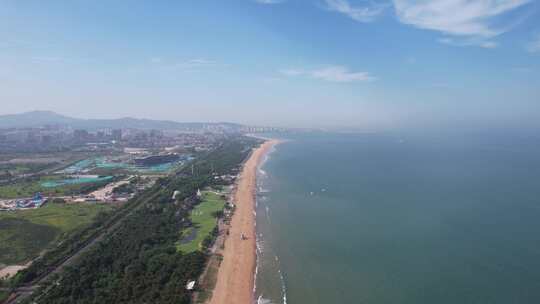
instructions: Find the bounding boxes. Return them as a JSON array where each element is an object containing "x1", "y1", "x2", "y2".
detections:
[
  {"x1": 73, "y1": 129, "x2": 89, "y2": 142},
  {"x1": 112, "y1": 129, "x2": 122, "y2": 141}
]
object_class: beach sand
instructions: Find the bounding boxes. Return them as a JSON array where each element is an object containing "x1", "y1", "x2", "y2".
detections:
[{"x1": 208, "y1": 139, "x2": 279, "y2": 304}]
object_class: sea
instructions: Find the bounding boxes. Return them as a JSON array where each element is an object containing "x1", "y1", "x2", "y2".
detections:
[{"x1": 254, "y1": 131, "x2": 540, "y2": 304}]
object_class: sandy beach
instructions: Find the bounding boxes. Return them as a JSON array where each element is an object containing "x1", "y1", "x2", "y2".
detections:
[{"x1": 209, "y1": 139, "x2": 279, "y2": 304}]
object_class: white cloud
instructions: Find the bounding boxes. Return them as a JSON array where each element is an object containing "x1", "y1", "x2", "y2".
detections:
[
  {"x1": 393, "y1": 0, "x2": 530, "y2": 46},
  {"x1": 312, "y1": 66, "x2": 374, "y2": 82},
  {"x1": 254, "y1": 0, "x2": 284, "y2": 4},
  {"x1": 184, "y1": 59, "x2": 216, "y2": 65},
  {"x1": 480, "y1": 41, "x2": 498, "y2": 48},
  {"x1": 323, "y1": 1, "x2": 530, "y2": 48},
  {"x1": 172, "y1": 59, "x2": 224, "y2": 69},
  {"x1": 280, "y1": 65, "x2": 375, "y2": 83},
  {"x1": 279, "y1": 68, "x2": 306, "y2": 76},
  {"x1": 325, "y1": 0, "x2": 388, "y2": 22},
  {"x1": 154, "y1": 58, "x2": 229, "y2": 71},
  {"x1": 526, "y1": 34, "x2": 540, "y2": 53}
]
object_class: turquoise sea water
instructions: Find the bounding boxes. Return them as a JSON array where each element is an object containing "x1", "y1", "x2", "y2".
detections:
[{"x1": 255, "y1": 132, "x2": 540, "y2": 304}]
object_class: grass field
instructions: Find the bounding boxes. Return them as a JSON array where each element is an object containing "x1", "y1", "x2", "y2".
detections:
[
  {"x1": 0, "y1": 290, "x2": 8, "y2": 302},
  {"x1": 0, "y1": 175, "x2": 112, "y2": 199},
  {"x1": 0, "y1": 178, "x2": 51, "y2": 198},
  {"x1": 0, "y1": 202, "x2": 113, "y2": 265},
  {"x1": 0, "y1": 163, "x2": 52, "y2": 176},
  {"x1": 178, "y1": 191, "x2": 225, "y2": 253}
]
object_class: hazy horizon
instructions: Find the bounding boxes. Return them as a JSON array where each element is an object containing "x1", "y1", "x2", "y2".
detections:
[{"x1": 1, "y1": 1, "x2": 539, "y2": 130}]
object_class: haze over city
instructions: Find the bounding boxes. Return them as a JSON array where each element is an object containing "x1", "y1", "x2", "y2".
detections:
[{"x1": 1, "y1": 0, "x2": 539, "y2": 129}]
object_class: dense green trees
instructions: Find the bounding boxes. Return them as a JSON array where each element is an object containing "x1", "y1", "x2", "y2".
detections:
[{"x1": 34, "y1": 199, "x2": 206, "y2": 304}]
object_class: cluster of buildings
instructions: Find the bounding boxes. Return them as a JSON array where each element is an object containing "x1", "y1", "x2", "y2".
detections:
[
  {"x1": 119, "y1": 130, "x2": 226, "y2": 151},
  {"x1": 73, "y1": 128, "x2": 123, "y2": 143},
  {"x1": 0, "y1": 126, "x2": 233, "y2": 153},
  {"x1": 0, "y1": 126, "x2": 71, "y2": 152},
  {"x1": 0, "y1": 193, "x2": 47, "y2": 211},
  {"x1": 0, "y1": 126, "x2": 124, "y2": 153}
]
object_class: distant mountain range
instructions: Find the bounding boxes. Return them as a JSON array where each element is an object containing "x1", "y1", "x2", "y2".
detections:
[{"x1": 0, "y1": 111, "x2": 245, "y2": 131}]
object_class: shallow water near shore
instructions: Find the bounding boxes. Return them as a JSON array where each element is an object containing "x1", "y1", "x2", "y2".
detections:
[{"x1": 255, "y1": 131, "x2": 540, "y2": 304}]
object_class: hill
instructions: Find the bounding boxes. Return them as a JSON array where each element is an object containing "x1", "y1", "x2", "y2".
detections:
[{"x1": 0, "y1": 111, "x2": 244, "y2": 131}]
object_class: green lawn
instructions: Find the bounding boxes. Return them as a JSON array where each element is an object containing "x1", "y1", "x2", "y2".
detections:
[
  {"x1": 0, "y1": 163, "x2": 51, "y2": 176},
  {"x1": 0, "y1": 202, "x2": 113, "y2": 265},
  {"x1": 178, "y1": 191, "x2": 225, "y2": 253},
  {"x1": 0, "y1": 179, "x2": 49, "y2": 198},
  {"x1": 0, "y1": 175, "x2": 112, "y2": 199},
  {"x1": 0, "y1": 290, "x2": 8, "y2": 303}
]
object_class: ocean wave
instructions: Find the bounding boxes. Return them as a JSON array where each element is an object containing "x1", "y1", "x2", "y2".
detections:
[
  {"x1": 254, "y1": 250, "x2": 259, "y2": 297},
  {"x1": 265, "y1": 206, "x2": 271, "y2": 223},
  {"x1": 278, "y1": 267, "x2": 288, "y2": 304},
  {"x1": 273, "y1": 255, "x2": 288, "y2": 304},
  {"x1": 255, "y1": 141, "x2": 288, "y2": 304},
  {"x1": 257, "y1": 140, "x2": 279, "y2": 173},
  {"x1": 256, "y1": 237, "x2": 264, "y2": 254},
  {"x1": 257, "y1": 295, "x2": 276, "y2": 304}
]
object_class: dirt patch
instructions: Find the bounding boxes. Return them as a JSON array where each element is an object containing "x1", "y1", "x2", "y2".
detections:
[{"x1": 0, "y1": 265, "x2": 27, "y2": 279}]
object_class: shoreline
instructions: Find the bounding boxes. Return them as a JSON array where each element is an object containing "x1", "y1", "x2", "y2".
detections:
[{"x1": 208, "y1": 139, "x2": 280, "y2": 304}]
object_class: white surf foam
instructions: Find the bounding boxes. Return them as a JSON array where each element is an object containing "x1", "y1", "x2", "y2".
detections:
[
  {"x1": 257, "y1": 295, "x2": 276, "y2": 304},
  {"x1": 254, "y1": 140, "x2": 289, "y2": 304}
]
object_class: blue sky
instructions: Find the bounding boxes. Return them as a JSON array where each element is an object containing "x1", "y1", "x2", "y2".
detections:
[{"x1": 0, "y1": 0, "x2": 539, "y2": 129}]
